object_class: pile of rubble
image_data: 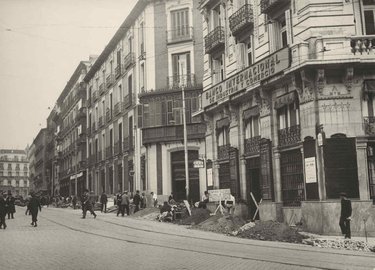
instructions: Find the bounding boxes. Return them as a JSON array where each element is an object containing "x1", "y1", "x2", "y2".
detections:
[
  {"x1": 302, "y1": 238, "x2": 375, "y2": 252},
  {"x1": 233, "y1": 220, "x2": 307, "y2": 243},
  {"x1": 194, "y1": 215, "x2": 246, "y2": 235}
]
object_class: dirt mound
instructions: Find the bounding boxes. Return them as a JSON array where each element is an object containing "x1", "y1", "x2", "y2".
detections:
[
  {"x1": 236, "y1": 220, "x2": 307, "y2": 243},
  {"x1": 132, "y1": 207, "x2": 159, "y2": 218},
  {"x1": 178, "y1": 208, "x2": 211, "y2": 225},
  {"x1": 194, "y1": 214, "x2": 246, "y2": 235}
]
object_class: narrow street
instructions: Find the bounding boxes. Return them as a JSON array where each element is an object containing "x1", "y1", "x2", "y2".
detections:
[{"x1": 0, "y1": 207, "x2": 374, "y2": 270}]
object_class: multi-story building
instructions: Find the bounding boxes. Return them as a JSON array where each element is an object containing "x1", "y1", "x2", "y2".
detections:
[
  {"x1": 84, "y1": 0, "x2": 206, "y2": 202},
  {"x1": 27, "y1": 143, "x2": 36, "y2": 191},
  {"x1": 33, "y1": 129, "x2": 48, "y2": 192},
  {"x1": 0, "y1": 149, "x2": 30, "y2": 197},
  {"x1": 55, "y1": 61, "x2": 90, "y2": 198},
  {"x1": 197, "y1": 0, "x2": 375, "y2": 235}
]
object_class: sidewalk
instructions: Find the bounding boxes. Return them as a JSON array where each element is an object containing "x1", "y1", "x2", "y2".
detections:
[{"x1": 302, "y1": 232, "x2": 375, "y2": 246}]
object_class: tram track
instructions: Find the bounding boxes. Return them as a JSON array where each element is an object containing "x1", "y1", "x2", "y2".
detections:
[{"x1": 41, "y1": 213, "x2": 374, "y2": 270}]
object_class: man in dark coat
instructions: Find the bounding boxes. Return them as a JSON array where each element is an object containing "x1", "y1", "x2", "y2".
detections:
[
  {"x1": 116, "y1": 190, "x2": 122, "y2": 217},
  {"x1": 29, "y1": 193, "x2": 42, "y2": 227},
  {"x1": 133, "y1": 190, "x2": 141, "y2": 213},
  {"x1": 82, "y1": 189, "x2": 96, "y2": 219},
  {"x1": 339, "y1": 192, "x2": 352, "y2": 239},
  {"x1": 0, "y1": 193, "x2": 7, "y2": 229},
  {"x1": 6, "y1": 192, "x2": 15, "y2": 219},
  {"x1": 100, "y1": 192, "x2": 108, "y2": 213}
]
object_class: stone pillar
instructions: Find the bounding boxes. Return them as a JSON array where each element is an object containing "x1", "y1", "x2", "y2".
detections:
[
  {"x1": 356, "y1": 140, "x2": 370, "y2": 200},
  {"x1": 316, "y1": 141, "x2": 326, "y2": 201},
  {"x1": 273, "y1": 151, "x2": 282, "y2": 203}
]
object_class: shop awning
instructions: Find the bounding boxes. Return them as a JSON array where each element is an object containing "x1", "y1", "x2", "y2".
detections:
[
  {"x1": 216, "y1": 117, "x2": 230, "y2": 130},
  {"x1": 243, "y1": 106, "x2": 260, "y2": 120},
  {"x1": 274, "y1": 91, "x2": 297, "y2": 109},
  {"x1": 364, "y1": 80, "x2": 375, "y2": 94}
]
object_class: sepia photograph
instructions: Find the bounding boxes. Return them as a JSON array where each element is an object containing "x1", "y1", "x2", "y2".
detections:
[{"x1": 0, "y1": 0, "x2": 375, "y2": 269}]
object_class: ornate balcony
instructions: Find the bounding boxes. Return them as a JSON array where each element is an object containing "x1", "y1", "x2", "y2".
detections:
[
  {"x1": 91, "y1": 122, "x2": 96, "y2": 133},
  {"x1": 167, "y1": 26, "x2": 194, "y2": 44},
  {"x1": 278, "y1": 125, "x2": 301, "y2": 147},
  {"x1": 114, "y1": 102, "x2": 122, "y2": 116},
  {"x1": 115, "y1": 65, "x2": 122, "y2": 79},
  {"x1": 260, "y1": 0, "x2": 289, "y2": 15},
  {"x1": 99, "y1": 116, "x2": 103, "y2": 127},
  {"x1": 106, "y1": 74, "x2": 114, "y2": 88},
  {"x1": 124, "y1": 94, "x2": 134, "y2": 109},
  {"x1": 364, "y1": 117, "x2": 375, "y2": 135},
  {"x1": 99, "y1": 83, "x2": 105, "y2": 95},
  {"x1": 75, "y1": 109, "x2": 86, "y2": 122},
  {"x1": 142, "y1": 123, "x2": 206, "y2": 145},
  {"x1": 229, "y1": 4, "x2": 254, "y2": 37},
  {"x1": 114, "y1": 141, "x2": 122, "y2": 155},
  {"x1": 92, "y1": 90, "x2": 98, "y2": 102},
  {"x1": 244, "y1": 136, "x2": 261, "y2": 156},
  {"x1": 106, "y1": 109, "x2": 112, "y2": 123},
  {"x1": 123, "y1": 136, "x2": 134, "y2": 152},
  {"x1": 204, "y1": 26, "x2": 225, "y2": 54},
  {"x1": 106, "y1": 146, "x2": 113, "y2": 159},
  {"x1": 124, "y1": 52, "x2": 135, "y2": 70},
  {"x1": 350, "y1": 35, "x2": 375, "y2": 55},
  {"x1": 217, "y1": 144, "x2": 231, "y2": 161},
  {"x1": 167, "y1": 74, "x2": 197, "y2": 89}
]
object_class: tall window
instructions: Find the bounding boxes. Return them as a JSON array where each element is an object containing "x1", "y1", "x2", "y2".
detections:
[
  {"x1": 171, "y1": 8, "x2": 189, "y2": 39},
  {"x1": 117, "y1": 50, "x2": 121, "y2": 67},
  {"x1": 217, "y1": 127, "x2": 229, "y2": 146},
  {"x1": 139, "y1": 22, "x2": 144, "y2": 54},
  {"x1": 140, "y1": 63, "x2": 145, "y2": 92},
  {"x1": 245, "y1": 115, "x2": 260, "y2": 139},
  {"x1": 118, "y1": 122, "x2": 123, "y2": 149},
  {"x1": 270, "y1": 9, "x2": 292, "y2": 51},
  {"x1": 172, "y1": 52, "x2": 191, "y2": 87},
  {"x1": 110, "y1": 93, "x2": 113, "y2": 116},
  {"x1": 367, "y1": 144, "x2": 375, "y2": 204},
  {"x1": 237, "y1": 35, "x2": 253, "y2": 69},
  {"x1": 128, "y1": 36, "x2": 133, "y2": 54},
  {"x1": 363, "y1": 0, "x2": 375, "y2": 35},
  {"x1": 118, "y1": 85, "x2": 122, "y2": 102},
  {"x1": 211, "y1": 54, "x2": 225, "y2": 84},
  {"x1": 128, "y1": 75, "x2": 133, "y2": 97},
  {"x1": 278, "y1": 102, "x2": 299, "y2": 130}
]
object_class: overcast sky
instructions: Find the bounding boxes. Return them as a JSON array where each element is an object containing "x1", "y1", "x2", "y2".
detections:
[{"x1": 0, "y1": 0, "x2": 138, "y2": 150}]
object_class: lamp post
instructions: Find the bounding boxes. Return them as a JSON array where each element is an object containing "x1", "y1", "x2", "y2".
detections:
[{"x1": 182, "y1": 83, "x2": 189, "y2": 202}]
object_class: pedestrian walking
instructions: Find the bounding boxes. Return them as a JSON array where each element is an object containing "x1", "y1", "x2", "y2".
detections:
[
  {"x1": 120, "y1": 191, "x2": 130, "y2": 216},
  {"x1": 100, "y1": 192, "x2": 108, "y2": 213},
  {"x1": 0, "y1": 193, "x2": 7, "y2": 229},
  {"x1": 82, "y1": 189, "x2": 96, "y2": 219},
  {"x1": 6, "y1": 192, "x2": 15, "y2": 219},
  {"x1": 72, "y1": 195, "x2": 77, "y2": 210},
  {"x1": 133, "y1": 190, "x2": 141, "y2": 213},
  {"x1": 151, "y1": 191, "x2": 158, "y2": 208},
  {"x1": 25, "y1": 195, "x2": 31, "y2": 215},
  {"x1": 141, "y1": 192, "x2": 147, "y2": 209},
  {"x1": 29, "y1": 193, "x2": 42, "y2": 227},
  {"x1": 339, "y1": 192, "x2": 352, "y2": 239},
  {"x1": 116, "y1": 190, "x2": 122, "y2": 217}
]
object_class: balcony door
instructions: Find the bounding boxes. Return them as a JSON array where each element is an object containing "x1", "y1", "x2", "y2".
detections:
[
  {"x1": 171, "y1": 8, "x2": 189, "y2": 40},
  {"x1": 172, "y1": 52, "x2": 191, "y2": 87}
]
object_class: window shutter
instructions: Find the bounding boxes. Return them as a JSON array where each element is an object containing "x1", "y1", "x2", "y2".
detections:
[
  {"x1": 285, "y1": 9, "x2": 293, "y2": 45},
  {"x1": 137, "y1": 104, "x2": 143, "y2": 129}
]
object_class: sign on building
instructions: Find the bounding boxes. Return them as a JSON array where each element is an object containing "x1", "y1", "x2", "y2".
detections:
[
  {"x1": 202, "y1": 47, "x2": 290, "y2": 108},
  {"x1": 304, "y1": 157, "x2": 317, "y2": 183},
  {"x1": 193, "y1": 159, "x2": 204, "y2": 168}
]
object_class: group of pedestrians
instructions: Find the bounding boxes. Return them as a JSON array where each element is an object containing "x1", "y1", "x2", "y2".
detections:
[{"x1": 0, "y1": 191, "x2": 42, "y2": 229}]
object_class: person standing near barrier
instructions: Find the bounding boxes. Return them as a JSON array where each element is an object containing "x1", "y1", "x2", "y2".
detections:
[
  {"x1": 133, "y1": 190, "x2": 141, "y2": 213},
  {"x1": 116, "y1": 190, "x2": 122, "y2": 217},
  {"x1": 339, "y1": 192, "x2": 352, "y2": 239},
  {"x1": 29, "y1": 193, "x2": 41, "y2": 227},
  {"x1": 6, "y1": 192, "x2": 15, "y2": 219}
]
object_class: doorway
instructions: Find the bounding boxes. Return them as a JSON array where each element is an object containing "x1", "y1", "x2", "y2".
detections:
[{"x1": 246, "y1": 157, "x2": 261, "y2": 220}]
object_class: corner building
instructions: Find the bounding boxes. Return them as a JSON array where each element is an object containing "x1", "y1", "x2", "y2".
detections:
[
  {"x1": 198, "y1": 0, "x2": 375, "y2": 235},
  {"x1": 85, "y1": 0, "x2": 206, "y2": 202}
]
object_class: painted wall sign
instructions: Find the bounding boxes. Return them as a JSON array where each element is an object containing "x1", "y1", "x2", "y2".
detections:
[
  {"x1": 202, "y1": 47, "x2": 290, "y2": 108},
  {"x1": 207, "y1": 168, "x2": 213, "y2": 186},
  {"x1": 208, "y1": 188, "x2": 232, "y2": 202},
  {"x1": 304, "y1": 157, "x2": 317, "y2": 183}
]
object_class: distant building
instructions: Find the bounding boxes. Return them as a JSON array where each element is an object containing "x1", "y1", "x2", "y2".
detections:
[
  {"x1": 0, "y1": 149, "x2": 29, "y2": 197},
  {"x1": 32, "y1": 129, "x2": 48, "y2": 193}
]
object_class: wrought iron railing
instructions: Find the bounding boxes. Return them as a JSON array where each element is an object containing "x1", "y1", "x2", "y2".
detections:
[
  {"x1": 167, "y1": 74, "x2": 197, "y2": 89},
  {"x1": 229, "y1": 4, "x2": 254, "y2": 36},
  {"x1": 217, "y1": 144, "x2": 231, "y2": 160},
  {"x1": 99, "y1": 83, "x2": 105, "y2": 95},
  {"x1": 99, "y1": 116, "x2": 103, "y2": 127},
  {"x1": 106, "y1": 146, "x2": 113, "y2": 159},
  {"x1": 244, "y1": 136, "x2": 261, "y2": 156},
  {"x1": 167, "y1": 26, "x2": 194, "y2": 44},
  {"x1": 124, "y1": 94, "x2": 135, "y2": 109},
  {"x1": 115, "y1": 65, "x2": 122, "y2": 79},
  {"x1": 114, "y1": 102, "x2": 122, "y2": 116},
  {"x1": 124, "y1": 52, "x2": 135, "y2": 70},
  {"x1": 92, "y1": 90, "x2": 98, "y2": 101},
  {"x1": 260, "y1": 0, "x2": 285, "y2": 14},
  {"x1": 106, "y1": 109, "x2": 112, "y2": 122},
  {"x1": 278, "y1": 125, "x2": 301, "y2": 147},
  {"x1": 106, "y1": 74, "x2": 114, "y2": 88},
  {"x1": 204, "y1": 26, "x2": 225, "y2": 54}
]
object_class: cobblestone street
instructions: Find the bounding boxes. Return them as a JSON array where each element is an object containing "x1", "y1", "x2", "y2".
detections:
[{"x1": 0, "y1": 206, "x2": 374, "y2": 270}]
